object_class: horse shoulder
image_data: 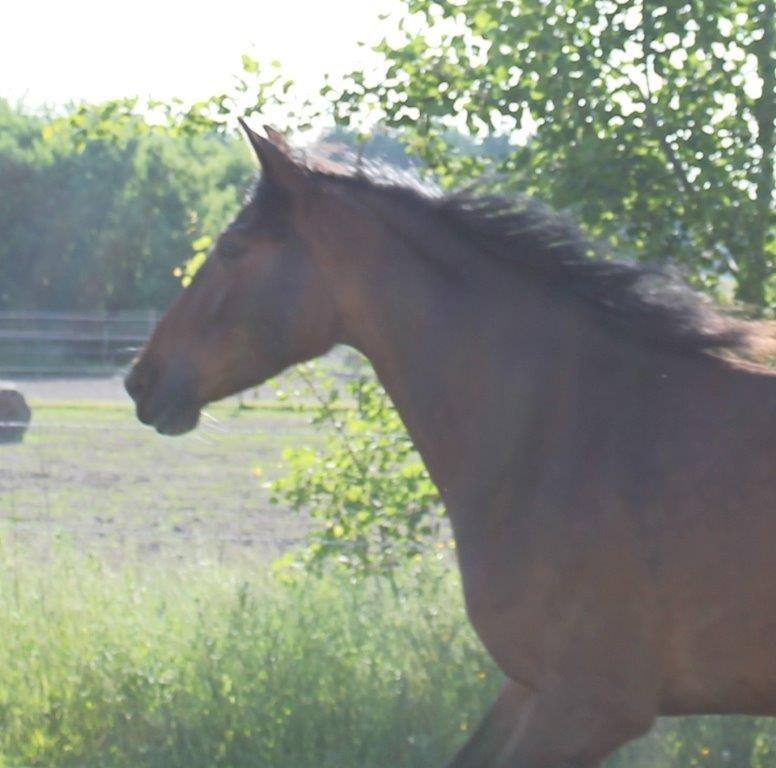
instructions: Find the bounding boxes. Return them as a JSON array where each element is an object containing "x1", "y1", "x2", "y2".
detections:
[{"x1": 449, "y1": 473, "x2": 659, "y2": 684}]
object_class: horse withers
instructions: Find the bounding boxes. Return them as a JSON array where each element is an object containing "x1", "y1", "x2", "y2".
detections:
[{"x1": 125, "y1": 122, "x2": 776, "y2": 768}]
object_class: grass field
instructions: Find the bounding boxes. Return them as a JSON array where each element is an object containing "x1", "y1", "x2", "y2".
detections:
[
  {"x1": 3, "y1": 543, "x2": 775, "y2": 768},
  {"x1": 3, "y1": 401, "x2": 776, "y2": 767},
  {"x1": 0, "y1": 400, "x2": 322, "y2": 563},
  {"x1": 0, "y1": 550, "x2": 500, "y2": 768},
  {"x1": 0, "y1": 400, "x2": 502, "y2": 766}
]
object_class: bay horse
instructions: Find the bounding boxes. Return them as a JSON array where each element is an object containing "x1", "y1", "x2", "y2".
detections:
[{"x1": 125, "y1": 121, "x2": 776, "y2": 767}]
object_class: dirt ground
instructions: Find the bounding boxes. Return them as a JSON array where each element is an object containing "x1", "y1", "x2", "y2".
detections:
[{"x1": 0, "y1": 400, "x2": 320, "y2": 567}]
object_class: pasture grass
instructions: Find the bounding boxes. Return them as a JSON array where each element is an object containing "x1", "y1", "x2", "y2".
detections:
[
  {"x1": 0, "y1": 546, "x2": 500, "y2": 768},
  {"x1": 3, "y1": 402, "x2": 776, "y2": 767},
  {"x1": 4, "y1": 548, "x2": 776, "y2": 768},
  {"x1": 0, "y1": 401, "x2": 323, "y2": 563}
]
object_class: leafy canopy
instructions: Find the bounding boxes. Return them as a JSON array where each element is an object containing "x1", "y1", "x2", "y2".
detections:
[{"x1": 332, "y1": 0, "x2": 775, "y2": 306}]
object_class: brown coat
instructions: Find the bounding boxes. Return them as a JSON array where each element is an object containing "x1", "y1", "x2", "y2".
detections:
[{"x1": 126, "y1": 124, "x2": 776, "y2": 768}]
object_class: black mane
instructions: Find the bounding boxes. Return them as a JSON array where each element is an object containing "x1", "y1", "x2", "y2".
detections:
[
  {"x1": 434, "y1": 189, "x2": 747, "y2": 355},
  {"x1": 256, "y1": 149, "x2": 769, "y2": 359}
]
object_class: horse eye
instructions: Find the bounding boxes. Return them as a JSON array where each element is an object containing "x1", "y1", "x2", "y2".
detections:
[{"x1": 218, "y1": 238, "x2": 243, "y2": 260}]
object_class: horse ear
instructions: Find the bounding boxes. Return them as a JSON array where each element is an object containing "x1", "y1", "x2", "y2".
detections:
[
  {"x1": 238, "y1": 118, "x2": 306, "y2": 192},
  {"x1": 263, "y1": 125, "x2": 290, "y2": 149}
]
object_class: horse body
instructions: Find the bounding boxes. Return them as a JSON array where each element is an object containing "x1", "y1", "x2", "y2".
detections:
[
  {"x1": 321, "y1": 177, "x2": 776, "y2": 718},
  {"x1": 125, "y1": 123, "x2": 776, "y2": 767},
  {"x1": 649, "y1": 359, "x2": 776, "y2": 715},
  {"x1": 438, "y1": 347, "x2": 776, "y2": 765}
]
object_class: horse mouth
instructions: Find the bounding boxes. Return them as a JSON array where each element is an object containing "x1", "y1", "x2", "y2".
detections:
[
  {"x1": 125, "y1": 362, "x2": 203, "y2": 436},
  {"x1": 133, "y1": 393, "x2": 202, "y2": 436},
  {"x1": 152, "y1": 403, "x2": 201, "y2": 436}
]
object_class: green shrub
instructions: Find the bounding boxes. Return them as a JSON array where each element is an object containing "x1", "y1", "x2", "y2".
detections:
[{"x1": 270, "y1": 363, "x2": 446, "y2": 579}]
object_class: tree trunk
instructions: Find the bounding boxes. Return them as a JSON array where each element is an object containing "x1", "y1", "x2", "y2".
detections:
[{"x1": 740, "y1": 0, "x2": 775, "y2": 308}]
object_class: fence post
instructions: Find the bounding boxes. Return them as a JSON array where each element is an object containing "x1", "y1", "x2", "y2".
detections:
[
  {"x1": 101, "y1": 314, "x2": 110, "y2": 366},
  {"x1": 147, "y1": 309, "x2": 157, "y2": 340}
]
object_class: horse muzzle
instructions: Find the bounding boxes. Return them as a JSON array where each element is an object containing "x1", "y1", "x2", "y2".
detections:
[{"x1": 124, "y1": 358, "x2": 201, "y2": 436}]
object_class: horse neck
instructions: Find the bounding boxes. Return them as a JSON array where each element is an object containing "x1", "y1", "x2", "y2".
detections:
[{"x1": 316, "y1": 196, "x2": 595, "y2": 505}]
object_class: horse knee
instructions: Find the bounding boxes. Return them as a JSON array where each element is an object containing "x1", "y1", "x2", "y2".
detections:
[
  {"x1": 446, "y1": 668, "x2": 656, "y2": 768},
  {"x1": 446, "y1": 680, "x2": 534, "y2": 768},
  {"x1": 506, "y1": 686, "x2": 657, "y2": 767}
]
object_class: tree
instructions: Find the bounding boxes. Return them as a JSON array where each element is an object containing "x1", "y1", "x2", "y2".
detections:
[
  {"x1": 333, "y1": 0, "x2": 775, "y2": 305},
  {"x1": 0, "y1": 101, "x2": 251, "y2": 311}
]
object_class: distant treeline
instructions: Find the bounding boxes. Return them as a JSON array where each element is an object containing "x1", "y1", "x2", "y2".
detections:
[
  {"x1": 0, "y1": 101, "x2": 511, "y2": 313},
  {"x1": 0, "y1": 101, "x2": 251, "y2": 312}
]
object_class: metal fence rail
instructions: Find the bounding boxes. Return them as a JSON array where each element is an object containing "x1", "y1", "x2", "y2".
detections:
[{"x1": 0, "y1": 309, "x2": 159, "y2": 376}]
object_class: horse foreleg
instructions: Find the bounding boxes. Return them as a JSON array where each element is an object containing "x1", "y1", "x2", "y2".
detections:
[
  {"x1": 499, "y1": 680, "x2": 653, "y2": 768},
  {"x1": 446, "y1": 680, "x2": 533, "y2": 768},
  {"x1": 447, "y1": 676, "x2": 652, "y2": 768}
]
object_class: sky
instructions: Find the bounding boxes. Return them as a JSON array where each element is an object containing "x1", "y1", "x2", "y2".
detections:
[{"x1": 1, "y1": 0, "x2": 396, "y2": 109}]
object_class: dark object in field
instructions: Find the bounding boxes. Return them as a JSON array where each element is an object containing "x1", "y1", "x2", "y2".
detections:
[
  {"x1": 126, "y1": 122, "x2": 776, "y2": 768},
  {"x1": 0, "y1": 388, "x2": 31, "y2": 443}
]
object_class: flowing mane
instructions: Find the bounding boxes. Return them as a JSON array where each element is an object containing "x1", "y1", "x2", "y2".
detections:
[{"x1": 254, "y1": 146, "x2": 775, "y2": 362}]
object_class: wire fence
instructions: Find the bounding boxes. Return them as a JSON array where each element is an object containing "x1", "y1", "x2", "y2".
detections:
[
  {"x1": 0, "y1": 309, "x2": 158, "y2": 377},
  {"x1": 0, "y1": 309, "x2": 363, "y2": 386}
]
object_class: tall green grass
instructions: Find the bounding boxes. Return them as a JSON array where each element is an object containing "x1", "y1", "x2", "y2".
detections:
[
  {"x1": 3, "y1": 544, "x2": 776, "y2": 768},
  {"x1": 0, "y1": 546, "x2": 498, "y2": 768}
]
